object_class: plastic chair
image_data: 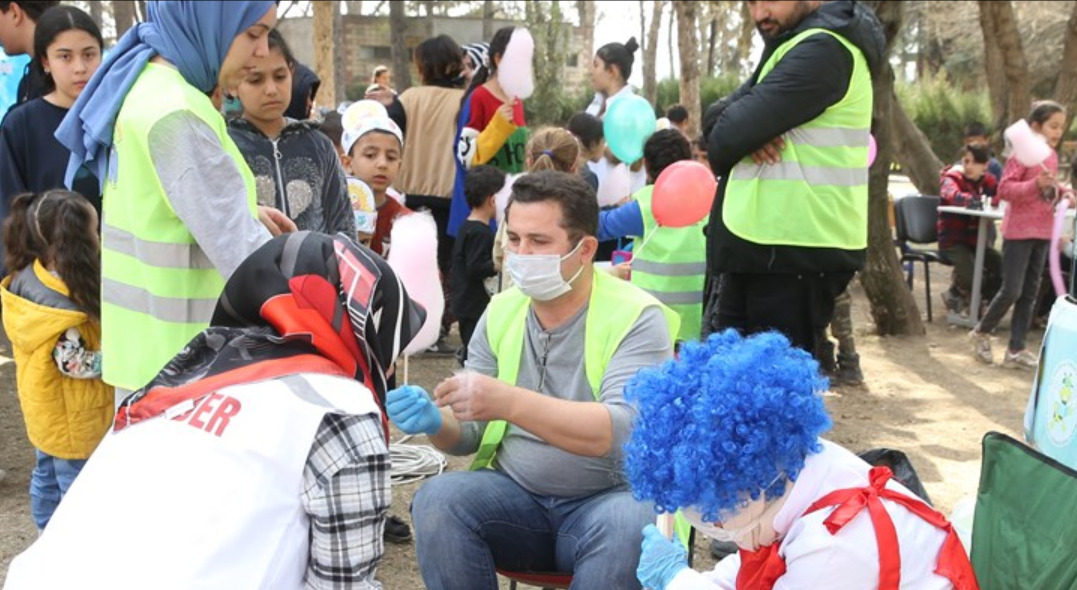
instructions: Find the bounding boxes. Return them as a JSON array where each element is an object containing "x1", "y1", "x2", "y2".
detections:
[
  {"x1": 496, "y1": 569, "x2": 573, "y2": 589},
  {"x1": 894, "y1": 195, "x2": 952, "y2": 322}
]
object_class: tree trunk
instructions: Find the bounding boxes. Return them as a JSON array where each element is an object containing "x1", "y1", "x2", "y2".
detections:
[
  {"x1": 706, "y1": 15, "x2": 718, "y2": 77},
  {"x1": 423, "y1": 1, "x2": 435, "y2": 18},
  {"x1": 576, "y1": 0, "x2": 595, "y2": 59},
  {"x1": 890, "y1": 95, "x2": 944, "y2": 196},
  {"x1": 673, "y1": 1, "x2": 700, "y2": 137},
  {"x1": 735, "y1": 2, "x2": 754, "y2": 77},
  {"x1": 389, "y1": 0, "x2": 412, "y2": 91},
  {"x1": 333, "y1": 1, "x2": 347, "y2": 107},
  {"x1": 667, "y1": 3, "x2": 675, "y2": 79},
  {"x1": 88, "y1": 0, "x2": 103, "y2": 26},
  {"x1": 1054, "y1": 1, "x2": 1077, "y2": 134},
  {"x1": 313, "y1": 1, "x2": 337, "y2": 109},
  {"x1": 483, "y1": 0, "x2": 495, "y2": 40},
  {"x1": 859, "y1": 0, "x2": 926, "y2": 336},
  {"x1": 642, "y1": 0, "x2": 662, "y2": 107},
  {"x1": 638, "y1": 0, "x2": 646, "y2": 54},
  {"x1": 112, "y1": 1, "x2": 137, "y2": 39},
  {"x1": 978, "y1": 1, "x2": 1031, "y2": 135}
]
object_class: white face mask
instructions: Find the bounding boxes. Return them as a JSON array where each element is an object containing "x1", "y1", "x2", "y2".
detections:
[
  {"x1": 683, "y1": 507, "x2": 764, "y2": 545},
  {"x1": 506, "y1": 240, "x2": 585, "y2": 301}
]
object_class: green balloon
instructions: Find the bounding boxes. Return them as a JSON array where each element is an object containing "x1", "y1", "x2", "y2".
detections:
[{"x1": 603, "y1": 94, "x2": 657, "y2": 164}]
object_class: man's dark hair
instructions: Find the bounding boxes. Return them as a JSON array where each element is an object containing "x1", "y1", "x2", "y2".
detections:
[
  {"x1": 644, "y1": 129, "x2": 692, "y2": 183},
  {"x1": 414, "y1": 34, "x2": 463, "y2": 86},
  {"x1": 963, "y1": 122, "x2": 989, "y2": 139},
  {"x1": 0, "y1": 1, "x2": 59, "y2": 21},
  {"x1": 567, "y1": 112, "x2": 603, "y2": 151},
  {"x1": 506, "y1": 170, "x2": 598, "y2": 241},
  {"x1": 464, "y1": 165, "x2": 506, "y2": 210},
  {"x1": 959, "y1": 143, "x2": 990, "y2": 165},
  {"x1": 666, "y1": 104, "x2": 689, "y2": 124}
]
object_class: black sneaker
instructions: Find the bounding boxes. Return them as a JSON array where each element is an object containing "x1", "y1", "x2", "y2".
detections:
[
  {"x1": 424, "y1": 338, "x2": 455, "y2": 356},
  {"x1": 941, "y1": 289, "x2": 962, "y2": 315},
  {"x1": 384, "y1": 514, "x2": 412, "y2": 544},
  {"x1": 836, "y1": 352, "x2": 864, "y2": 386}
]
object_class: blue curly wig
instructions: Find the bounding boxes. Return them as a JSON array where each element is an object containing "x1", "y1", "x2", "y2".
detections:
[{"x1": 623, "y1": 329, "x2": 832, "y2": 521}]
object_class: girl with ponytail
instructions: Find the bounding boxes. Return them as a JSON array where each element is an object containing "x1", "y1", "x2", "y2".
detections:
[
  {"x1": 0, "y1": 189, "x2": 112, "y2": 531},
  {"x1": 586, "y1": 36, "x2": 640, "y2": 119}
]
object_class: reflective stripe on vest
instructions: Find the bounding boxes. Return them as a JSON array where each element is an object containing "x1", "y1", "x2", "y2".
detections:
[
  {"x1": 724, "y1": 28, "x2": 871, "y2": 250},
  {"x1": 630, "y1": 186, "x2": 707, "y2": 342},
  {"x1": 103, "y1": 223, "x2": 215, "y2": 270},
  {"x1": 471, "y1": 269, "x2": 679, "y2": 471},
  {"x1": 101, "y1": 63, "x2": 257, "y2": 391}
]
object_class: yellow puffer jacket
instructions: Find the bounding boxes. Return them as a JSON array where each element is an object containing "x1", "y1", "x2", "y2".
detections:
[{"x1": 1, "y1": 261, "x2": 113, "y2": 459}]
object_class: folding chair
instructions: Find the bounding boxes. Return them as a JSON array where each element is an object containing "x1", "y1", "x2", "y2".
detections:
[
  {"x1": 894, "y1": 195, "x2": 952, "y2": 321},
  {"x1": 970, "y1": 432, "x2": 1077, "y2": 589}
]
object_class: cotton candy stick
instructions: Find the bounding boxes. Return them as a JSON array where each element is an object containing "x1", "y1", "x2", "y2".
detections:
[
  {"x1": 656, "y1": 512, "x2": 675, "y2": 540},
  {"x1": 1049, "y1": 200, "x2": 1069, "y2": 297}
]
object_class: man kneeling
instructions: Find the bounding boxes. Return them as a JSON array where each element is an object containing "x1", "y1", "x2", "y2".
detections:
[
  {"x1": 4, "y1": 233, "x2": 425, "y2": 590},
  {"x1": 388, "y1": 170, "x2": 679, "y2": 589}
]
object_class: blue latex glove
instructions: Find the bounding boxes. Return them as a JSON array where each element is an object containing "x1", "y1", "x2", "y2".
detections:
[
  {"x1": 386, "y1": 385, "x2": 442, "y2": 435},
  {"x1": 637, "y1": 524, "x2": 689, "y2": 590}
]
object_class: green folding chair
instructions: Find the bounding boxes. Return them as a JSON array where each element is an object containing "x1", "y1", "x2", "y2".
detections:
[{"x1": 971, "y1": 432, "x2": 1077, "y2": 589}]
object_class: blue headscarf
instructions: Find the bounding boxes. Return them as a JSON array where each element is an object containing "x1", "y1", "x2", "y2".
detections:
[{"x1": 56, "y1": 1, "x2": 275, "y2": 191}]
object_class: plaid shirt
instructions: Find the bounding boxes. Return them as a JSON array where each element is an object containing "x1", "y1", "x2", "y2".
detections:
[
  {"x1": 937, "y1": 167, "x2": 997, "y2": 249},
  {"x1": 302, "y1": 412, "x2": 390, "y2": 589}
]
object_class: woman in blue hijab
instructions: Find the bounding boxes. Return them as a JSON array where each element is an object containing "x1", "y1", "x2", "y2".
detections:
[{"x1": 54, "y1": 1, "x2": 297, "y2": 401}]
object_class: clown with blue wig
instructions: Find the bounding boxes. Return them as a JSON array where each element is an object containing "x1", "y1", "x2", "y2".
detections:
[{"x1": 626, "y1": 330, "x2": 979, "y2": 590}]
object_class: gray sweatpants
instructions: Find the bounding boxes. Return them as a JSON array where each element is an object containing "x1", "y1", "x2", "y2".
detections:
[{"x1": 976, "y1": 238, "x2": 1049, "y2": 352}]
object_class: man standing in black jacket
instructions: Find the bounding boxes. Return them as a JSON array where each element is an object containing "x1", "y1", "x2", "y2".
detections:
[{"x1": 701, "y1": 0, "x2": 884, "y2": 356}]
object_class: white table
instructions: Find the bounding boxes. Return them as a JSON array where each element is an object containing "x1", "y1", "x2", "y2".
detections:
[
  {"x1": 936, "y1": 205, "x2": 1002, "y2": 328},
  {"x1": 937, "y1": 204, "x2": 1075, "y2": 328}
]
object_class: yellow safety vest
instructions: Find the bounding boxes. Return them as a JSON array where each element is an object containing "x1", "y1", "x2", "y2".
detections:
[
  {"x1": 101, "y1": 63, "x2": 257, "y2": 390},
  {"x1": 724, "y1": 28, "x2": 872, "y2": 250}
]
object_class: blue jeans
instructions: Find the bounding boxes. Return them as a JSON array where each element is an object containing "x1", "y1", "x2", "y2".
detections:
[
  {"x1": 411, "y1": 469, "x2": 654, "y2": 590},
  {"x1": 30, "y1": 449, "x2": 86, "y2": 530}
]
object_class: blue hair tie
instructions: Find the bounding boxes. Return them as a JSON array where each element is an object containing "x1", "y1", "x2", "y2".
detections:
[{"x1": 542, "y1": 149, "x2": 554, "y2": 157}]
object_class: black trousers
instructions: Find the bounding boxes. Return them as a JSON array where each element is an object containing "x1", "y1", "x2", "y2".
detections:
[{"x1": 709, "y1": 271, "x2": 855, "y2": 353}]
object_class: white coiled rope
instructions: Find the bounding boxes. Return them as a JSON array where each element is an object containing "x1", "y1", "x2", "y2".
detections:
[{"x1": 389, "y1": 435, "x2": 447, "y2": 486}]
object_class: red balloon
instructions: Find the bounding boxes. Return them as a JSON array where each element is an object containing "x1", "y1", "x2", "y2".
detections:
[{"x1": 652, "y1": 161, "x2": 717, "y2": 228}]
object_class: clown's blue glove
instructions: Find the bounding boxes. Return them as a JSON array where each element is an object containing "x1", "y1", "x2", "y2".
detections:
[
  {"x1": 386, "y1": 385, "x2": 442, "y2": 435},
  {"x1": 637, "y1": 524, "x2": 689, "y2": 590}
]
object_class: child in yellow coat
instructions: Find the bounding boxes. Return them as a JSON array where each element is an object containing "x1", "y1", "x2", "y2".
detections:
[{"x1": 0, "y1": 190, "x2": 113, "y2": 531}]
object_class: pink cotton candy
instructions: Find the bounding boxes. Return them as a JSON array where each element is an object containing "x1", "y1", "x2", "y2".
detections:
[{"x1": 387, "y1": 211, "x2": 445, "y2": 356}]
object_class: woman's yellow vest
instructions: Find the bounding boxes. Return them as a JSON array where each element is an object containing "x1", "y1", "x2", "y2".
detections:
[
  {"x1": 1, "y1": 262, "x2": 113, "y2": 459},
  {"x1": 725, "y1": 28, "x2": 872, "y2": 250},
  {"x1": 632, "y1": 185, "x2": 707, "y2": 342},
  {"x1": 101, "y1": 63, "x2": 257, "y2": 391}
]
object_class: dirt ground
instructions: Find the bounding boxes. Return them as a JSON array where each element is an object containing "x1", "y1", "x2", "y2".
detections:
[{"x1": 0, "y1": 263, "x2": 1045, "y2": 587}]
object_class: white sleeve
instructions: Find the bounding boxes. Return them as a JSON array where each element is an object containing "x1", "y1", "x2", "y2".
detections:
[{"x1": 667, "y1": 553, "x2": 739, "y2": 590}]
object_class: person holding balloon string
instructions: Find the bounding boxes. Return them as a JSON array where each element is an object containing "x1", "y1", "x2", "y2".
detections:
[
  {"x1": 970, "y1": 101, "x2": 1075, "y2": 369},
  {"x1": 627, "y1": 329, "x2": 979, "y2": 590},
  {"x1": 586, "y1": 37, "x2": 649, "y2": 198},
  {"x1": 598, "y1": 129, "x2": 713, "y2": 342}
]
